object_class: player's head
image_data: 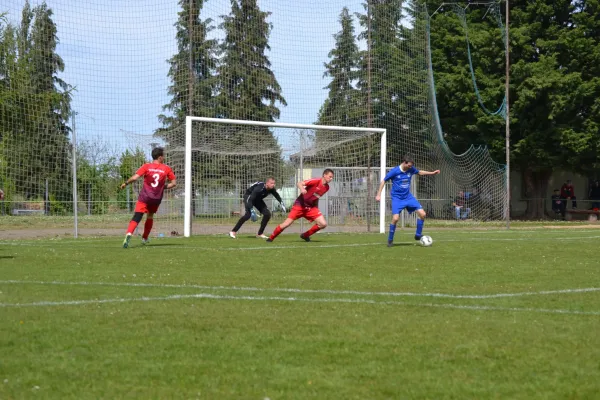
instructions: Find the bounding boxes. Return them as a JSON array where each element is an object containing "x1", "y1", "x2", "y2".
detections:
[
  {"x1": 553, "y1": 189, "x2": 560, "y2": 194},
  {"x1": 401, "y1": 155, "x2": 414, "y2": 168},
  {"x1": 152, "y1": 147, "x2": 165, "y2": 162},
  {"x1": 265, "y1": 177, "x2": 276, "y2": 190},
  {"x1": 322, "y1": 169, "x2": 334, "y2": 183}
]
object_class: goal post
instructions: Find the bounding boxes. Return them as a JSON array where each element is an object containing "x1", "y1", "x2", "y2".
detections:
[{"x1": 184, "y1": 116, "x2": 387, "y2": 237}]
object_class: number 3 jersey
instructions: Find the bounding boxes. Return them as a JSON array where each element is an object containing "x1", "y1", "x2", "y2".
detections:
[{"x1": 136, "y1": 163, "x2": 176, "y2": 205}]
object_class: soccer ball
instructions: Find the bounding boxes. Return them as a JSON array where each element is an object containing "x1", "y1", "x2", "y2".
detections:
[{"x1": 419, "y1": 235, "x2": 433, "y2": 247}]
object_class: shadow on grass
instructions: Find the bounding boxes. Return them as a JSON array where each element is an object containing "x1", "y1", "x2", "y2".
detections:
[
  {"x1": 0, "y1": 255, "x2": 15, "y2": 259},
  {"x1": 121, "y1": 243, "x2": 182, "y2": 249},
  {"x1": 387, "y1": 242, "x2": 416, "y2": 247}
]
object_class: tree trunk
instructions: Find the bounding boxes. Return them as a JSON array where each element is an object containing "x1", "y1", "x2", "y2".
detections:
[{"x1": 522, "y1": 168, "x2": 552, "y2": 219}]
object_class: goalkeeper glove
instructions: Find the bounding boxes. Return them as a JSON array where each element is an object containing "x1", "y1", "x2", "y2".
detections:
[{"x1": 280, "y1": 203, "x2": 287, "y2": 213}]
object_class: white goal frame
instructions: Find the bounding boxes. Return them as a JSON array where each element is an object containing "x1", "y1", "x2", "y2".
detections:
[{"x1": 184, "y1": 116, "x2": 388, "y2": 237}]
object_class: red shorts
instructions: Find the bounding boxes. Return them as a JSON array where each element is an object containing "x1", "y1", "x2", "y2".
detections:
[
  {"x1": 288, "y1": 204, "x2": 322, "y2": 222},
  {"x1": 134, "y1": 201, "x2": 159, "y2": 214}
]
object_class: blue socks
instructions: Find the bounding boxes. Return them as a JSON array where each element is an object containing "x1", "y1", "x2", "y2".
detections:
[
  {"x1": 389, "y1": 219, "x2": 424, "y2": 243},
  {"x1": 388, "y1": 224, "x2": 396, "y2": 242},
  {"x1": 416, "y1": 218, "x2": 424, "y2": 238}
]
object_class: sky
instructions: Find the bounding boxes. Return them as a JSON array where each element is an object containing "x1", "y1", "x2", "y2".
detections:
[{"x1": 4, "y1": 0, "x2": 369, "y2": 156}]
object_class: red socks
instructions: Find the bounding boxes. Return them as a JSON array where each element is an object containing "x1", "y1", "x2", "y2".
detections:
[
  {"x1": 126, "y1": 220, "x2": 138, "y2": 235},
  {"x1": 269, "y1": 225, "x2": 283, "y2": 240},
  {"x1": 142, "y1": 218, "x2": 154, "y2": 239},
  {"x1": 127, "y1": 217, "x2": 153, "y2": 238},
  {"x1": 303, "y1": 224, "x2": 321, "y2": 238}
]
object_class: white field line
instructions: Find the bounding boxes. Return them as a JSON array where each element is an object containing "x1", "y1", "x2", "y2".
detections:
[
  {"x1": 2, "y1": 280, "x2": 599, "y2": 300},
  {"x1": 0, "y1": 292, "x2": 598, "y2": 316},
  {"x1": 1, "y1": 235, "x2": 600, "y2": 251},
  {"x1": 0, "y1": 241, "x2": 382, "y2": 250}
]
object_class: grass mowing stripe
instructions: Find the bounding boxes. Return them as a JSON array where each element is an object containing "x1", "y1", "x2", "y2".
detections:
[
  {"x1": 2, "y1": 279, "x2": 599, "y2": 299},
  {"x1": 1, "y1": 235, "x2": 600, "y2": 252},
  {"x1": 1, "y1": 291, "x2": 599, "y2": 316},
  {"x1": 2, "y1": 232, "x2": 600, "y2": 247}
]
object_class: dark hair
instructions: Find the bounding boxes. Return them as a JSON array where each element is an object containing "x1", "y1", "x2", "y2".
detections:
[
  {"x1": 151, "y1": 147, "x2": 164, "y2": 160},
  {"x1": 323, "y1": 168, "x2": 334, "y2": 176},
  {"x1": 402, "y1": 154, "x2": 415, "y2": 164}
]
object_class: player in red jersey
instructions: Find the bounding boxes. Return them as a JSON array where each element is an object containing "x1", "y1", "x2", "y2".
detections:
[
  {"x1": 120, "y1": 147, "x2": 176, "y2": 248},
  {"x1": 267, "y1": 169, "x2": 334, "y2": 242}
]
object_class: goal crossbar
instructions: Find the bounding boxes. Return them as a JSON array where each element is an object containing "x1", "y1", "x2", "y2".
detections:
[{"x1": 184, "y1": 116, "x2": 388, "y2": 236}]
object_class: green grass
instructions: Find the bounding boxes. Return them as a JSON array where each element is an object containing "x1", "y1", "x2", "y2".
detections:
[
  {"x1": 1, "y1": 229, "x2": 599, "y2": 399},
  {"x1": 1, "y1": 214, "x2": 598, "y2": 231}
]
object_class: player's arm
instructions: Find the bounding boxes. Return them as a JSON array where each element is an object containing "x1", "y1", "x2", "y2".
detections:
[
  {"x1": 0, "y1": 189, "x2": 4, "y2": 200},
  {"x1": 418, "y1": 169, "x2": 441, "y2": 176},
  {"x1": 165, "y1": 178, "x2": 177, "y2": 190},
  {"x1": 271, "y1": 189, "x2": 286, "y2": 212},
  {"x1": 297, "y1": 180, "x2": 308, "y2": 195},
  {"x1": 375, "y1": 168, "x2": 398, "y2": 201},
  {"x1": 271, "y1": 189, "x2": 283, "y2": 204},
  {"x1": 375, "y1": 180, "x2": 387, "y2": 201},
  {"x1": 120, "y1": 174, "x2": 141, "y2": 190},
  {"x1": 164, "y1": 169, "x2": 177, "y2": 190}
]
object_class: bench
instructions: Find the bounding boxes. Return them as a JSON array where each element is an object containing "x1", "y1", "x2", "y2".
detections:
[
  {"x1": 11, "y1": 209, "x2": 45, "y2": 216},
  {"x1": 564, "y1": 209, "x2": 600, "y2": 222}
]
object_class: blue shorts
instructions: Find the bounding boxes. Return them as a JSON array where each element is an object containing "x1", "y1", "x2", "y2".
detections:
[{"x1": 391, "y1": 196, "x2": 422, "y2": 215}]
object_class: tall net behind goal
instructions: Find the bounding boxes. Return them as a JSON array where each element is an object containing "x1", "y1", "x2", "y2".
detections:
[{"x1": 1, "y1": 0, "x2": 507, "y2": 238}]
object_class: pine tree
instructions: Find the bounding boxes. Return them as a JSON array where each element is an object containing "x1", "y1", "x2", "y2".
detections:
[
  {"x1": 155, "y1": 0, "x2": 219, "y2": 215},
  {"x1": 356, "y1": 0, "x2": 410, "y2": 165},
  {"x1": 216, "y1": 0, "x2": 286, "y2": 123},
  {"x1": 317, "y1": 7, "x2": 362, "y2": 128},
  {"x1": 427, "y1": 0, "x2": 600, "y2": 217},
  {"x1": 1, "y1": 1, "x2": 72, "y2": 205},
  {"x1": 0, "y1": 13, "x2": 14, "y2": 144},
  {"x1": 314, "y1": 7, "x2": 372, "y2": 168},
  {"x1": 156, "y1": 0, "x2": 218, "y2": 138},
  {"x1": 213, "y1": 0, "x2": 287, "y2": 188},
  {"x1": 426, "y1": 2, "x2": 505, "y2": 155}
]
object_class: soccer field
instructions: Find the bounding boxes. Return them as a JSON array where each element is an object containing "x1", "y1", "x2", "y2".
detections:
[{"x1": 1, "y1": 229, "x2": 599, "y2": 399}]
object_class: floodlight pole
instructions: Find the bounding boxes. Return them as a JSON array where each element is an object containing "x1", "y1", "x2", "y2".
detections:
[{"x1": 505, "y1": 0, "x2": 510, "y2": 229}]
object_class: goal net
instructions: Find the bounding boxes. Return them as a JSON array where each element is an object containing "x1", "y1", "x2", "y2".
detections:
[
  {"x1": 167, "y1": 117, "x2": 386, "y2": 236},
  {"x1": 0, "y1": 0, "x2": 507, "y2": 238}
]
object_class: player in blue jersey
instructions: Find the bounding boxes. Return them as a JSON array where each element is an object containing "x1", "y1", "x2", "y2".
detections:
[{"x1": 375, "y1": 155, "x2": 440, "y2": 247}]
